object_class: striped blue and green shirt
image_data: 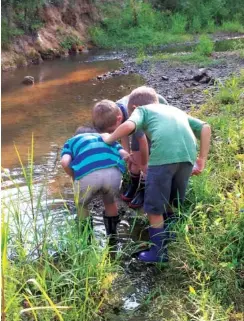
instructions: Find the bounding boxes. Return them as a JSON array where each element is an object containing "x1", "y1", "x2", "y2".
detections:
[{"x1": 61, "y1": 133, "x2": 126, "y2": 180}]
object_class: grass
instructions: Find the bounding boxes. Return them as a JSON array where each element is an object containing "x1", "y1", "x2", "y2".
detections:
[
  {"x1": 1, "y1": 137, "x2": 120, "y2": 321},
  {"x1": 136, "y1": 35, "x2": 219, "y2": 66},
  {"x1": 138, "y1": 71, "x2": 244, "y2": 320}
]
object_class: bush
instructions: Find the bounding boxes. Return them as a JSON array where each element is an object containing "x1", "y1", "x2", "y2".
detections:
[
  {"x1": 196, "y1": 35, "x2": 214, "y2": 56},
  {"x1": 59, "y1": 35, "x2": 83, "y2": 50},
  {"x1": 220, "y1": 21, "x2": 244, "y2": 33},
  {"x1": 171, "y1": 13, "x2": 187, "y2": 34},
  {"x1": 1, "y1": 18, "x2": 24, "y2": 49}
]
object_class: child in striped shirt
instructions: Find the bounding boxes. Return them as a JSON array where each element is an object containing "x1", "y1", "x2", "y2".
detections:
[{"x1": 61, "y1": 125, "x2": 130, "y2": 237}]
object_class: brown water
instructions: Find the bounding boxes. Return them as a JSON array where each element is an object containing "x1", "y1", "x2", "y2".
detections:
[{"x1": 2, "y1": 53, "x2": 143, "y2": 171}]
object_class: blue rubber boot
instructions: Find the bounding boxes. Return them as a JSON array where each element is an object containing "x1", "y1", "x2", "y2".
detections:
[{"x1": 138, "y1": 227, "x2": 169, "y2": 263}]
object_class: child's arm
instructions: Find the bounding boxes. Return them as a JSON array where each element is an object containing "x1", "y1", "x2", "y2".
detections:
[
  {"x1": 192, "y1": 123, "x2": 211, "y2": 175},
  {"x1": 101, "y1": 121, "x2": 136, "y2": 144},
  {"x1": 60, "y1": 154, "x2": 74, "y2": 179},
  {"x1": 121, "y1": 136, "x2": 130, "y2": 153},
  {"x1": 138, "y1": 134, "x2": 149, "y2": 166},
  {"x1": 119, "y1": 149, "x2": 130, "y2": 160}
]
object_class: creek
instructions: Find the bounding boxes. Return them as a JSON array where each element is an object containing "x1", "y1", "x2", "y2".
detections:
[{"x1": 2, "y1": 36, "x2": 244, "y2": 319}]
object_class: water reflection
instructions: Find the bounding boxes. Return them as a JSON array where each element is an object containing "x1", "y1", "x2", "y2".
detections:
[{"x1": 2, "y1": 54, "x2": 144, "y2": 169}]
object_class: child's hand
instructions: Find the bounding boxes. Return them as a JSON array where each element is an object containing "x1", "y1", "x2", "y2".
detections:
[
  {"x1": 127, "y1": 154, "x2": 138, "y2": 171},
  {"x1": 141, "y1": 164, "x2": 148, "y2": 175},
  {"x1": 191, "y1": 157, "x2": 206, "y2": 175},
  {"x1": 100, "y1": 133, "x2": 112, "y2": 144}
]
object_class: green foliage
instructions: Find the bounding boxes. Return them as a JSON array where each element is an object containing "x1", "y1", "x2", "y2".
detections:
[
  {"x1": 59, "y1": 35, "x2": 84, "y2": 50},
  {"x1": 220, "y1": 21, "x2": 244, "y2": 33},
  {"x1": 170, "y1": 13, "x2": 187, "y2": 34},
  {"x1": 233, "y1": 39, "x2": 244, "y2": 58},
  {"x1": 196, "y1": 35, "x2": 214, "y2": 56},
  {"x1": 1, "y1": 18, "x2": 24, "y2": 49},
  {"x1": 140, "y1": 71, "x2": 244, "y2": 320},
  {"x1": 90, "y1": 0, "x2": 244, "y2": 49},
  {"x1": 2, "y1": 138, "x2": 119, "y2": 321},
  {"x1": 1, "y1": 0, "x2": 45, "y2": 47}
]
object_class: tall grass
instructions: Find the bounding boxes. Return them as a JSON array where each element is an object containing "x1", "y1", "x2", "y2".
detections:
[
  {"x1": 1, "y1": 138, "x2": 119, "y2": 321},
  {"x1": 139, "y1": 71, "x2": 244, "y2": 320}
]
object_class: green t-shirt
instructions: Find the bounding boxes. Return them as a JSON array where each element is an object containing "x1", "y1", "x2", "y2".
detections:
[{"x1": 128, "y1": 104, "x2": 205, "y2": 166}]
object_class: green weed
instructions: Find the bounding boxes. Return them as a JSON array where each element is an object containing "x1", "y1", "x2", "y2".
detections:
[
  {"x1": 220, "y1": 21, "x2": 244, "y2": 33},
  {"x1": 138, "y1": 71, "x2": 244, "y2": 320},
  {"x1": 196, "y1": 35, "x2": 214, "y2": 57},
  {"x1": 1, "y1": 138, "x2": 119, "y2": 321}
]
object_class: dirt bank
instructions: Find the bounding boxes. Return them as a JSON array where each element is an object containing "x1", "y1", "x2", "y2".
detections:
[{"x1": 1, "y1": 0, "x2": 98, "y2": 71}]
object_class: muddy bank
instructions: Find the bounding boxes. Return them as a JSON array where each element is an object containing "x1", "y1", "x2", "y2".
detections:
[
  {"x1": 1, "y1": 0, "x2": 98, "y2": 71},
  {"x1": 119, "y1": 52, "x2": 244, "y2": 110}
]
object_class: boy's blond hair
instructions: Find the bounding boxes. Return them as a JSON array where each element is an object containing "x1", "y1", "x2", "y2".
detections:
[
  {"x1": 92, "y1": 99, "x2": 120, "y2": 133},
  {"x1": 128, "y1": 86, "x2": 159, "y2": 111}
]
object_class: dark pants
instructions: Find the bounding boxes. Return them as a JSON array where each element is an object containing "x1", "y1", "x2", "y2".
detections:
[{"x1": 144, "y1": 162, "x2": 193, "y2": 215}]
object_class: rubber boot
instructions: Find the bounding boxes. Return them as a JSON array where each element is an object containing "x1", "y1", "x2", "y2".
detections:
[
  {"x1": 138, "y1": 227, "x2": 169, "y2": 263},
  {"x1": 121, "y1": 173, "x2": 140, "y2": 202},
  {"x1": 129, "y1": 180, "x2": 145, "y2": 209},
  {"x1": 103, "y1": 213, "x2": 121, "y2": 236}
]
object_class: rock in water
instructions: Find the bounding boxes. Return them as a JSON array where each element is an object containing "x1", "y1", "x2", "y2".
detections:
[{"x1": 23, "y1": 76, "x2": 34, "y2": 85}]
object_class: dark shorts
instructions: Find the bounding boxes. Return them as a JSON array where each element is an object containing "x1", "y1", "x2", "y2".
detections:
[{"x1": 144, "y1": 162, "x2": 193, "y2": 215}]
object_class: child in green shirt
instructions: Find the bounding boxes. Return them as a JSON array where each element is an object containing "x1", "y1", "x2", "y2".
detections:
[
  {"x1": 92, "y1": 92, "x2": 168, "y2": 209},
  {"x1": 101, "y1": 86, "x2": 211, "y2": 263}
]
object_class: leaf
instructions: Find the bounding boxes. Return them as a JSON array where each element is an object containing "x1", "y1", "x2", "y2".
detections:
[{"x1": 189, "y1": 286, "x2": 196, "y2": 295}]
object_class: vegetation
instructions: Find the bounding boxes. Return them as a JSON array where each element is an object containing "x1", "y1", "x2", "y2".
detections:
[
  {"x1": 137, "y1": 71, "x2": 244, "y2": 320},
  {"x1": 59, "y1": 35, "x2": 84, "y2": 50},
  {"x1": 1, "y1": 138, "x2": 119, "y2": 321},
  {"x1": 136, "y1": 35, "x2": 217, "y2": 66},
  {"x1": 1, "y1": 0, "x2": 45, "y2": 48},
  {"x1": 90, "y1": 1, "x2": 244, "y2": 49}
]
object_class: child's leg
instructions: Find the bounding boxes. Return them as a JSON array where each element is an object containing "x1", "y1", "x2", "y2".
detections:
[
  {"x1": 121, "y1": 133, "x2": 142, "y2": 202},
  {"x1": 138, "y1": 164, "x2": 179, "y2": 262},
  {"x1": 169, "y1": 162, "x2": 193, "y2": 210},
  {"x1": 101, "y1": 168, "x2": 122, "y2": 236},
  {"x1": 127, "y1": 133, "x2": 149, "y2": 208},
  {"x1": 103, "y1": 201, "x2": 118, "y2": 217}
]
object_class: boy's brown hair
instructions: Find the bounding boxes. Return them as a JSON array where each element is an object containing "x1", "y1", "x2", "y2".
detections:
[
  {"x1": 92, "y1": 99, "x2": 120, "y2": 133},
  {"x1": 128, "y1": 86, "x2": 159, "y2": 111}
]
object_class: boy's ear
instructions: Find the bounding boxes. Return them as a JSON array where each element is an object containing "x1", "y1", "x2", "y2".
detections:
[{"x1": 117, "y1": 114, "x2": 123, "y2": 123}]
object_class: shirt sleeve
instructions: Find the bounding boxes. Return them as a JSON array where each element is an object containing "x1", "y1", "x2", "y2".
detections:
[
  {"x1": 61, "y1": 139, "x2": 72, "y2": 157},
  {"x1": 112, "y1": 141, "x2": 123, "y2": 151},
  {"x1": 128, "y1": 107, "x2": 145, "y2": 131},
  {"x1": 134, "y1": 129, "x2": 145, "y2": 139},
  {"x1": 188, "y1": 116, "x2": 206, "y2": 139},
  {"x1": 157, "y1": 94, "x2": 168, "y2": 105}
]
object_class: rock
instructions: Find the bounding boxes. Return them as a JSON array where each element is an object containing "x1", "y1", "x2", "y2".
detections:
[
  {"x1": 199, "y1": 76, "x2": 211, "y2": 84},
  {"x1": 184, "y1": 83, "x2": 191, "y2": 88},
  {"x1": 193, "y1": 68, "x2": 212, "y2": 82},
  {"x1": 161, "y1": 76, "x2": 169, "y2": 81},
  {"x1": 22, "y1": 76, "x2": 34, "y2": 85},
  {"x1": 39, "y1": 49, "x2": 61, "y2": 60},
  {"x1": 77, "y1": 45, "x2": 84, "y2": 52}
]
